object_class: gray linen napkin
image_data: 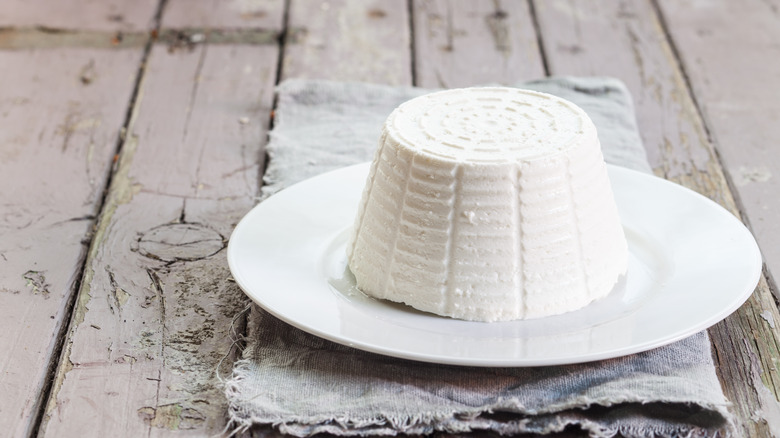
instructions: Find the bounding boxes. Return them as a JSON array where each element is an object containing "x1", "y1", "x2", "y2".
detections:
[{"x1": 225, "y1": 78, "x2": 732, "y2": 437}]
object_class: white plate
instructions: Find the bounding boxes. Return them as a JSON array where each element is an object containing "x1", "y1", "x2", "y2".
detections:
[{"x1": 228, "y1": 163, "x2": 762, "y2": 367}]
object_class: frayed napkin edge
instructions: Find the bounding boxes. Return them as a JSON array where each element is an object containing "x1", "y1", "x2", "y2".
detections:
[{"x1": 224, "y1": 355, "x2": 734, "y2": 438}]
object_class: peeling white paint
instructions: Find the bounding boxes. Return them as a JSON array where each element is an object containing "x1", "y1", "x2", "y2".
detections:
[{"x1": 761, "y1": 310, "x2": 776, "y2": 329}]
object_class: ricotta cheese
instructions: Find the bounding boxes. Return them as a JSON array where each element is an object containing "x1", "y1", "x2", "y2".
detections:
[{"x1": 346, "y1": 87, "x2": 628, "y2": 322}]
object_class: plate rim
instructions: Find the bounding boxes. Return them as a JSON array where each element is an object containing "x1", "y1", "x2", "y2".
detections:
[{"x1": 227, "y1": 162, "x2": 763, "y2": 367}]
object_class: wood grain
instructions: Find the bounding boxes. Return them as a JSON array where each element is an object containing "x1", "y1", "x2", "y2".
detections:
[
  {"x1": 412, "y1": 0, "x2": 545, "y2": 88},
  {"x1": 0, "y1": 0, "x2": 158, "y2": 32},
  {"x1": 655, "y1": 0, "x2": 780, "y2": 296},
  {"x1": 282, "y1": 0, "x2": 412, "y2": 85},
  {"x1": 533, "y1": 0, "x2": 780, "y2": 435},
  {"x1": 39, "y1": 43, "x2": 278, "y2": 437},
  {"x1": 163, "y1": 0, "x2": 285, "y2": 30},
  {"x1": 0, "y1": 47, "x2": 144, "y2": 438}
]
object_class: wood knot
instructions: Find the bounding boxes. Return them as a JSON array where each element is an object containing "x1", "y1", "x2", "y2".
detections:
[
  {"x1": 492, "y1": 10, "x2": 508, "y2": 20},
  {"x1": 368, "y1": 8, "x2": 387, "y2": 18},
  {"x1": 137, "y1": 223, "x2": 224, "y2": 262}
]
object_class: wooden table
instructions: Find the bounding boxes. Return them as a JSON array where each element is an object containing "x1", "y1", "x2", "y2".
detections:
[{"x1": 1, "y1": 0, "x2": 779, "y2": 436}]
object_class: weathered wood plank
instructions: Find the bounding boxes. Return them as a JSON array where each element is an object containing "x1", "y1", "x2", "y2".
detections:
[
  {"x1": 533, "y1": 0, "x2": 729, "y2": 200},
  {"x1": 0, "y1": 47, "x2": 144, "y2": 438},
  {"x1": 163, "y1": 0, "x2": 285, "y2": 30},
  {"x1": 533, "y1": 0, "x2": 780, "y2": 435},
  {"x1": 412, "y1": 0, "x2": 545, "y2": 88},
  {"x1": 40, "y1": 43, "x2": 278, "y2": 437},
  {"x1": 282, "y1": 0, "x2": 412, "y2": 85},
  {"x1": 655, "y1": 0, "x2": 780, "y2": 296},
  {"x1": 0, "y1": 0, "x2": 158, "y2": 32}
]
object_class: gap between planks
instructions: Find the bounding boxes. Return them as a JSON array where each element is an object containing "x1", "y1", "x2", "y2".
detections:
[
  {"x1": 527, "y1": 0, "x2": 550, "y2": 76},
  {"x1": 649, "y1": 0, "x2": 780, "y2": 304},
  {"x1": 0, "y1": 27, "x2": 282, "y2": 50},
  {"x1": 37, "y1": 5, "x2": 286, "y2": 438},
  {"x1": 648, "y1": 0, "x2": 780, "y2": 392},
  {"x1": 28, "y1": 0, "x2": 170, "y2": 436}
]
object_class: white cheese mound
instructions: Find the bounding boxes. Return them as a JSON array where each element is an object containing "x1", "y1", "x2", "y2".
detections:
[{"x1": 346, "y1": 87, "x2": 628, "y2": 322}]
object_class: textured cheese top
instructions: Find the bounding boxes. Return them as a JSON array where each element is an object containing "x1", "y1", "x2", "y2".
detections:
[
  {"x1": 387, "y1": 87, "x2": 593, "y2": 163},
  {"x1": 347, "y1": 87, "x2": 628, "y2": 322}
]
